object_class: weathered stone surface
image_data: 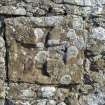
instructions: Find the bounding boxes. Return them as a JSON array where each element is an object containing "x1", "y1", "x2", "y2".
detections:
[
  {"x1": 7, "y1": 83, "x2": 38, "y2": 100},
  {"x1": 6, "y1": 83, "x2": 82, "y2": 104},
  {"x1": 4, "y1": 98, "x2": 36, "y2": 105},
  {"x1": 0, "y1": 6, "x2": 26, "y2": 15},
  {"x1": 78, "y1": 87, "x2": 105, "y2": 105},
  {"x1": 38, "y1": 86, "x2": 56, "y2": 98},
  {"x1": 60, "y1": 75, "x2": 71, "y2": 85},
  {"x1": 0, "y1": 0, "x2": 105, "y2": 104}
]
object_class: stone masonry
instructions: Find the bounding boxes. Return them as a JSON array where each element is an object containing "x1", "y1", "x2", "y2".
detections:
[{"x1": 0, "y1": 0, "x2": 105, "y2": 105}]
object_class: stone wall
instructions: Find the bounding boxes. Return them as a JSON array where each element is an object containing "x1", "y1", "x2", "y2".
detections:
[{"x1": 0, "y1": 0, "x2": 105, "y2": 105}]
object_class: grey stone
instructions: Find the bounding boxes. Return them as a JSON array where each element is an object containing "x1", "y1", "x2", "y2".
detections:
[
  {"x1": 37, "y1": 99, "x2": 47, "y2": 105},
  {"x1": 35, "y1": 51, "x2": 48, "y2": 64},
  {"x1": 57, "y1": 102, "x2": 66, "y2": 105},
  {"x1": 20, "y1": 89, "x2": 35, "y2": 98},
  {"x1": 15, "y1": 8, "x2": 26, "y2": 15},
  {"x1": 34, "y1": 28, "x2": 44, "y2": 42},
  {"x1": 67, "y1": 46, "x2": 79, "y2": 60},
  {"x1": 47, "y1": 100, "x2": 56, "y2": 105},
  {"x1": 44, "y1": 16, "x2": 64, "y2": 26},
  {"x1": 73, "y1": 16, "x2": 83, "y2": 30},
  {"x1": 60, "y1": 75, "x2": 71, "y2": 85},
  {"x1": 74, "y1": 36, "x2": 86, "y2": 49},
  {"x1": 36, "y1": 42, "x2": 44, "y2": 49},
  {"x1": 48, "y1": 40, "x2": 60, "y2": 45},
  {"x1": 33, "y1": 8, "x2": 47, "y2": 16},
  {"x1": 67, "y1": 29, "x2": 77, "y2": 40},
  {"x1": 39, "y1": 86, "x2": 56, "y2": 98},
  {"x1": 87, "y1": 89, "x2": 105, "y2": 105},
  {"x1": 0, "y1": 6, "x2": 26, "y2": 15},
  {"x1": 92, "y1": 27, "x2": 105, "y2": 41}
]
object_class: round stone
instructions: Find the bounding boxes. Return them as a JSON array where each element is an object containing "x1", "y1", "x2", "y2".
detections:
[
  {"x1": 34, "y1": 28, "x2": 44, "y2": 41},
  {"x1": 15, "y1": 8, "x2": 26, "y2": 15},
  {"x1": 92, "y1": 27, "x2": 105, "y2": 41},
  {"x1": 40, "y1": 86, "x2": 56, "y2": 98},
  {"x1": 67, "y1": 46, "x2": 78, "y2": 60},
  {"x1": 74, "y1": 36, "x2": 85, "y2": 49},
  {"x1": 35, "y1": 51, "x2": 48, "y2": 64},
  {"x1": 67, "y1": 29, "x2": 77, "y2": 40},
  {"x1": 60, "y1": 75, "x2": 71, "y2": 85}
]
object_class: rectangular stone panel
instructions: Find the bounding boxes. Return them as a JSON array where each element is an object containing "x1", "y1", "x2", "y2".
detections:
[{"x1": 5, "y1": 17, "x2": 85, "y2": 84}]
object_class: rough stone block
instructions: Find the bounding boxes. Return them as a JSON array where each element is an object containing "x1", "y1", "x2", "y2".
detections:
[{"x1": 5, "y1": 17, "x2": 85, "y2": 84}]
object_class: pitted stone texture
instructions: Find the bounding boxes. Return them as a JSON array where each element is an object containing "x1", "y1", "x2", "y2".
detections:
[
  {"x1": 5, "y1": 98, "x2": 36, "y2": 105},
  {"x1": 0, "y1": 6, "x2": 26, "y2": 15},
  {"x1": 92, "y1": 27, "x2": 105, "y2": 41},
  {"x1": 6, "y1": 83, "x2": 80, "y2": 104},
  {"x1": 7, "y1": 83, "x2": 38, "y2": 100},
  {"x1": 36, "y1": 99, "x2": 57, "y2": 105},
  {"x1": 86, "y1": 26, "x2": 105, "y2": 74},
  {"x1": 0, "y1": 0, "x2": 104, "y2": 17},
  {"x1": 73, "y1": 16, "x2": 84, "y2": 30},
  {"x1": 5, "y1": 16, "x2": 66, "y2": 27},
  {"x1": 86, "y1": 89, "x2": 105, "y2": 105},
  {"x1": 5, "y1": 19, "x2": 48, "y2": 45},
  {"x1": 47, "y1": 59, "x2": 83, "y2": 84},
  {"x1": 38, "y1": 86, "x2": 56, "y2": 98},
  {"x1": 78, "y1": 87, "x2": 105, "y2": 105}
]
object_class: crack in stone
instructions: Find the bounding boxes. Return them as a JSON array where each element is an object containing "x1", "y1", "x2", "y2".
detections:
[{"x1": 3, "y1": 19, "x2": 9, "y2": 86}]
